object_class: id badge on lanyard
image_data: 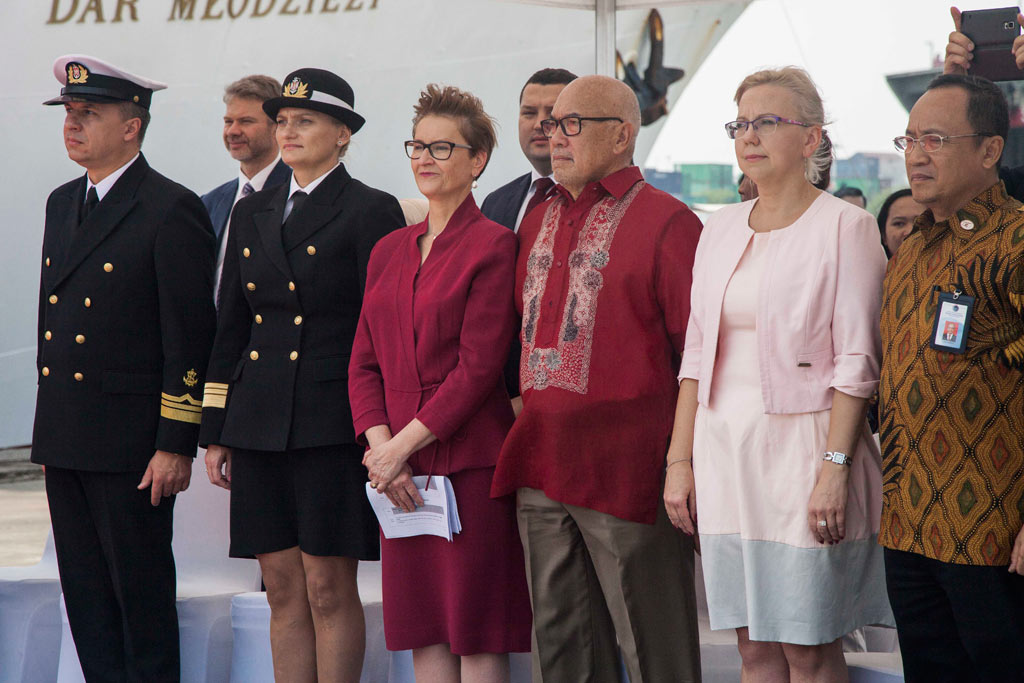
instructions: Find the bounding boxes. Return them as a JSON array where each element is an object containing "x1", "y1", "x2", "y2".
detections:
[{"x1": 930, "y1": 289, "x2": 975, "y2": 354}]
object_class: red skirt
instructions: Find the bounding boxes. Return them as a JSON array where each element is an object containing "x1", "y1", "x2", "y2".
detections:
[{"x1": 380, "y1": 466, "x2": 532, "y2": 654}]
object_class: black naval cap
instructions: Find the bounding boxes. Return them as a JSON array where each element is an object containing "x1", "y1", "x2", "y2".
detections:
[
  {"x1": 43, "y1": 55, "x2": 167, "y2": 110},
  {"x1": 263, "y1": 68, "x2": 365, "y2": 133}
]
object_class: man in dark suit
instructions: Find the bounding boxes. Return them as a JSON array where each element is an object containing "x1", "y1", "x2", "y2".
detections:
[
  {"x1": 481, "y1": 67, "x2": 576, "y2": 412},
  {"x1": 201, "y1": 75, "x2": 290, "y2": 303},
  {"x1": 36, "y1": 54, "x2": 217, "y2": 682},
  {"x1": 481, "y1": 67, "x2": 577, "y2": 232}
]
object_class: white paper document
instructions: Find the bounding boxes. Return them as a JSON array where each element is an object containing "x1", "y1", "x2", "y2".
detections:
[{"x1": 365, "y1": 475, "x2": 462, "y2": 541}]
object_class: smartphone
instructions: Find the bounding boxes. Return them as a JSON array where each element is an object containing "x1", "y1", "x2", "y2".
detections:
[{"x1": 962, "y1": 6, "x2": 1023, "y2": 81}]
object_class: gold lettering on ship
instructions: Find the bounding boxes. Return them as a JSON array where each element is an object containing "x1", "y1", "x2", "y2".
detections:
[{"x1": 46, "y1": 0, "x2": 377, "y2": 23}]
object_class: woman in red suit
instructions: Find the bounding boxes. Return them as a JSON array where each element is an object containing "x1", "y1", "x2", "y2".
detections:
[{"x1": 348, "y1": 84, "x2": 532, "y2": 682}]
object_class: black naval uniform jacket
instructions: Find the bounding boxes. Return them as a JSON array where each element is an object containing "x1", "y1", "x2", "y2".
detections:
[
  {"x1": 199, "y1": 163, "x2": 404, "y2": 452},
  {"x1": 32, "y1": 154, "x2": 218, "y2": 471}
]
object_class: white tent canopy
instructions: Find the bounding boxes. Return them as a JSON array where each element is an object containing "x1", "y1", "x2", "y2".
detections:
[{"x1": 503, "y1": 0, "x2": 748, "y2": 74}]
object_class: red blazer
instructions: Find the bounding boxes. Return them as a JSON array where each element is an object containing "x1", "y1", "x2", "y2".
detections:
[{"x1": 348, "y1": 195, "x2": 517, "y2": 475}]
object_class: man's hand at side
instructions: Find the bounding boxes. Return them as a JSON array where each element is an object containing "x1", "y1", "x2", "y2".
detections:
[{"x1": 138, "y1": 450, "x2": 192, "y2": 506}]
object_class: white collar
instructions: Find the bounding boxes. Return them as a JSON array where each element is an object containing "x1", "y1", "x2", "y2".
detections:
[
  {"x1": 288, "y1": 162, "x2": 340, "y2": 200},
  {"x1": 238, "y1": 155, "x2": 281, "y2": 193},
  {"x1": 530, "y1": 168, "x2": 550, "y2": 185},
  {"x1": 86, "y1": 153, "x2": 140, "y2": 201}
]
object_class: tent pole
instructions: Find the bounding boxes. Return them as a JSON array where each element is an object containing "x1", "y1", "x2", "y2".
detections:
[{"x1": 595, "y1": 0, "x2": 616, "y2": 76}]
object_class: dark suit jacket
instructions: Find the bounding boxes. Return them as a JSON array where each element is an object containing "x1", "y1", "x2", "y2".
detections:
[
  {"x1": 201, "y1": 159, "x2": 291, "y2": 242},
  {"x1": 199, "y1": 163, "x2": 405, "y2": 452},
  {"x1": 481, "y1": 171, "x2": 534, "y2": 398},
  {"x1": 32, "y1": 154, "x2": 218, "y2": 471},
  {"x1": 480, "y1": 171, "x2": 532, "y2": 231}
]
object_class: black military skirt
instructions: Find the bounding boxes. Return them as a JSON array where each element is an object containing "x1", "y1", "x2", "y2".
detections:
[{"x1": 228, "y1": 443, "x2": 379, "y2": 560}]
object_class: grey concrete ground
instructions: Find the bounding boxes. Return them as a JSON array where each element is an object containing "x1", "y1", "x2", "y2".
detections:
[
  {"x1": 0, "y1": 447, "x2": 49, "y2": 567},
  {"x1": 0, "y1": 446, "x2": 42, "y2": 484}
]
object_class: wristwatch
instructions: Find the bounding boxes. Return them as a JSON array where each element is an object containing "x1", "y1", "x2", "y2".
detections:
[{"x1": 823, "y1": 451, "x2": 852, "y2": 466}]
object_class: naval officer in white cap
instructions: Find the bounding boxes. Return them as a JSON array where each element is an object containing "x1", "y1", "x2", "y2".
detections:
[{"x1": 35, "y1": 55, "x2": 217, "y2": 682}]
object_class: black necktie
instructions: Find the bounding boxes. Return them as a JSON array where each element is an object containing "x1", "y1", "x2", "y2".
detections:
[
  {"x1": 80, "y1": 187, "x2": 99, "y2": 225},
  {"x1": 284, "y1": 191, "x2": 308, "y2": 230}
]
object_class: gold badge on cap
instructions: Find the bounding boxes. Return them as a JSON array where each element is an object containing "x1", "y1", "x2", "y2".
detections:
[
  {"x1": 284, "y1": 77, "x2": 309, "y2": 99},
  {"x1": 67, "y1": 62, "x2": 89, "y2": 84},
  {"x1": 183, "y1": 368, "x2": 198, "y2": 387}
]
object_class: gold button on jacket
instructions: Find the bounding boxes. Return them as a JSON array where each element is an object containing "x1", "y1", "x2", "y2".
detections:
[
  {"x1": 103, "y1": 263, "x2": 113, "y2": 273},
  {"x1": 75, "y1": 335, "x2": 85, "y2": 344},
  {"x1": 197, "y1": 162, "x2": 405, "y2": 452}
]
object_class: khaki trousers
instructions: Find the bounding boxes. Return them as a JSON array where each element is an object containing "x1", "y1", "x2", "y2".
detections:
[{"x1": 516, "y1": 487, "x2": 701, "y2": 683}]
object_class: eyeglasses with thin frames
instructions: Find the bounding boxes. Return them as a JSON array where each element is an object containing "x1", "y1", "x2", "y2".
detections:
[
  {"x1": 892, "y1": 133, "x2": 994, "y2": 154},
  {"x1": 405, "y1": 139, "x2": 473, "y2": 161},
  {"x1": 540, "y1": 116, "x2": 624, "y2": 138},
  {"x1": 723, "y1": 115, "x2": 811, "y2": 140}
]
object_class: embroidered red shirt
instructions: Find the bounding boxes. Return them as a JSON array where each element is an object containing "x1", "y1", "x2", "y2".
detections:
[{"x1": 491, "y1": 166, "x2": 702, "y2": 523}]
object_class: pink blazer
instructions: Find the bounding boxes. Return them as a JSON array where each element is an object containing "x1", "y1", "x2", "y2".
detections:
[{"x1": 680, "y1": 192, "x2": 886, "y2": 413}]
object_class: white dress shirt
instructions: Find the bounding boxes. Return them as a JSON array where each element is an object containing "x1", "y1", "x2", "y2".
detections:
[
  {"x1": 86, "y1": 153, "x2": 140, "y2": 201},
  {"x1": 283, "y1": 162, "x2": 339, "y2": 222},
  {"x1": 214, "y1": 156, "x2": 283, "y2": 305},
  {"x1": 513, "y1": 169, "x2": 554, "y2": 233}
]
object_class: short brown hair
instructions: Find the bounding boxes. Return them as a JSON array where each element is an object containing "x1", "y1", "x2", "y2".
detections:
[
  {"x1": 118, "y1": 101, "x2": 150, "y2": 146},
  {"x1": 412, "y1": 84, "x2": 497, "y2": 177},
  {"x1": 223, "y1": 75, "x2": 281, "y2": 104}
]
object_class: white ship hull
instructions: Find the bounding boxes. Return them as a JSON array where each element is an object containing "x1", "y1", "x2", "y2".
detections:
[{"x1": 0, "y1": 0, "x2": 748, "y2": 447}]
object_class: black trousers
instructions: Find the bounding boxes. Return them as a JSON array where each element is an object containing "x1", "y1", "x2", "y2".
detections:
[
  {"x1": 45, "y1": 467, "x2": 179, "y2": 683},
  {"x1": 884, "y1": 547, "x2": 1024, "y2": 683}
]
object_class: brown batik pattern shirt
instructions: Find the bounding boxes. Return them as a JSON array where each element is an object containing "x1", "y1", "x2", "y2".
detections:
[{"x1": 879, "y1": 182, "x2": 1024, "y2": 565}]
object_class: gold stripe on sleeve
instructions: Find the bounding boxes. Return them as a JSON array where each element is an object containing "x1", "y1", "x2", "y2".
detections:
[
  {"x1": 160, "y1": 404, "x2": 203, "y2": 424},
  {"x1": 161, "y1": 392, "x2": 202, "y2": 406},
  {"x1": 203, "y1": 382, "x2": 229, "y2": 410}
]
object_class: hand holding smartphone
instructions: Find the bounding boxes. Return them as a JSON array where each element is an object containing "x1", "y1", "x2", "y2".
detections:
[{"x1": 962, "y1": 6, "x2": 1024, "y2": 81}]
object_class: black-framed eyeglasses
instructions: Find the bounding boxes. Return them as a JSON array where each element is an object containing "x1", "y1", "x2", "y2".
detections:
[
  {"x1": 404, "y1": 139, "x2": 473, "y2": 160},
  {"x1": 724, "y1": 115, "x2": 811, "y2": 139},
  {"x1": 540, "y1": 116, "x2": 624, "y2": 138},
  {"x1": 892, "y1": 133, "x2": 994, "y2": 154}
]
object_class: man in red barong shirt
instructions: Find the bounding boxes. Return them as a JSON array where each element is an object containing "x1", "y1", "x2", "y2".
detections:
[{"x1": 492, "y1": 75, "x2": 703, "y2": 683}]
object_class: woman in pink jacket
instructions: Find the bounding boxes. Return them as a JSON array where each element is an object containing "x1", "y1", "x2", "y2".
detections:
[{"x1": 664, "y1": 67, "x2": 894, "y2": 681}]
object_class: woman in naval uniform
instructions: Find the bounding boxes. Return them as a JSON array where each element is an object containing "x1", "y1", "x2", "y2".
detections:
[{"x1": 199, "y1": 68, "x2": 404, "y2": 682}]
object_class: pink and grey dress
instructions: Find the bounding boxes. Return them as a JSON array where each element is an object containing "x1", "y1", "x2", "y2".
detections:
[{"x1": 682, "y1": 194, "x2": 894, "y2": 645}]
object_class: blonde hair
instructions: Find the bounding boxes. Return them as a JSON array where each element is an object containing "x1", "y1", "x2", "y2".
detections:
[{"x1": 734, "y1": 67, "x2": 832, "y2": 186}]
